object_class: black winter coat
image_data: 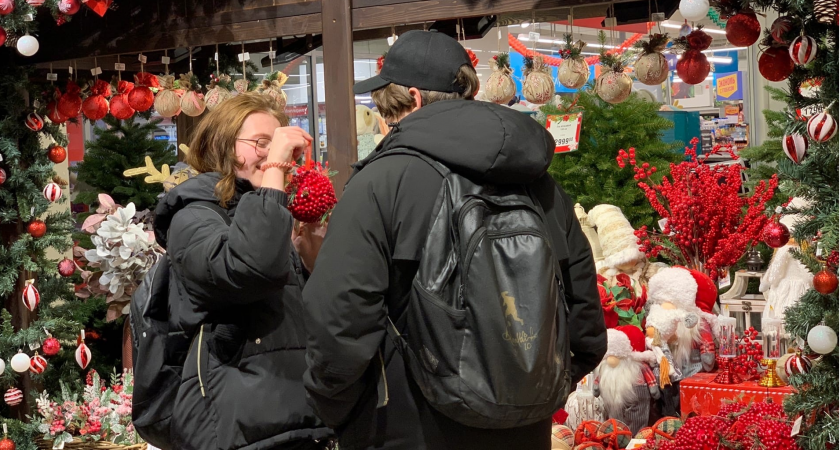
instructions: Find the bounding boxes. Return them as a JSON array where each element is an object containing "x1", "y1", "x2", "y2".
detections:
[
  {"x1": 302, "y1": 100, "x2": 607, "y2": 450},
  {"x1": 154, "y1": 174, "x2": 332, "y2": 450}
]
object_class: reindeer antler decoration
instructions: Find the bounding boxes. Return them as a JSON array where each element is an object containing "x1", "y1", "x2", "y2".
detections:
[{"x1": 123, "y1": 156, "x2": 172, "y2": 184}]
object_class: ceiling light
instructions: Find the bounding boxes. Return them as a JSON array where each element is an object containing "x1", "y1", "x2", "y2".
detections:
[
  {"x1": 702, "y1": 47, "x2": 748, "y2": 53},
  {"x1": 521, "y1": 21, "x2": 531, "y2": 28},
  {"x1": 661, "y1": 22, "x2": 726, "y2": 35},
  {"x1": 587, "y1": 43, "x2": 618, "y2": 49},
  {"x1": 707, "y1": 56, "x2": 733, "y2": 64}
]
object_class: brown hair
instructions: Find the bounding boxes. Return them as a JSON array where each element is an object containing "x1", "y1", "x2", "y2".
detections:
[
  {"x1": 186, "y1": 93, "x2": 289, "y2": 207},
  {"x1": 371, "y1": 64, "x2": 479, "y2": 121}
]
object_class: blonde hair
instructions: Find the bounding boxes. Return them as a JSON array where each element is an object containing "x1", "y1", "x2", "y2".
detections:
[
  {"x1": 371, "y1": 64, "x2": 479, "y2": 121},
  {"x1": 186, "y1": 93, "x2": 289, "y2": 207}
]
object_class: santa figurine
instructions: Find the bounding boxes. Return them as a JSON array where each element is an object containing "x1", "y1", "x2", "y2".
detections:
[
  {"x1": 593, "y1": 325, "x2": 659, "y2": 435},
  {"x1": 645, "y1": 267, "x2": 718, "y2": 416}
]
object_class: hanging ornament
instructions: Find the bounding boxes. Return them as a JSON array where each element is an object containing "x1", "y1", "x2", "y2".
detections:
[
  {"x1": 782, "y1": 133, "x2": 808, "y2": 164},
  {"x1": 42, "y1": 182, "x2": 62, "y2": 202},
  {"x1": 0, "y1": 27, "x2": 6, "y2": 47},
  {"x1": 27, "y1": 0, "x2": 45, "y2": 7},
  {"x1": 46, "y1": 98, "x2": 68, "y2": 124},
  {"x1": 76, "y1": 331, "x2": 92, "y2": 369},
  {"x1": 484, "y1": 53, "x2": 517, "y2": 104},
  {"x1": 813, "y1": 0, "x2": 838, "y2": 24},
  {"x1": 58, "y1": 0, "x2": 80, "y2": 15},
  {"x1": 129, "y1": 72, "x2": 159, "y2": 112},
  {"x1": 10, "y1": 351, "x2": 30, "y2": 373},
  {"x1": 0, "y1": 358, "x2": 4, "y2": 375},
  {"x1": 725, "y1": 11, "x2": 761, "y2": 47},
  {"x1": 82, "y1": 79, "x2": 112, "y2": 121},
  {"x1": 110, "y1": 80, "x2": 135, "y2": 120},
  {"x1": 0, "y1": 435, "x2": 14, "y2": 450},
  {"x1": 789, "y1": 35, "x2": 818, "y2": 65},
  {"x1": 48, "y1": 145, "x2": 67, "y2": 164},
  {"x1": 784, "y1": 351, "x2": 813, "y2": 377},
  {"x1": 24, "y1": 112, "x2": 44, "y2": 132},
  {"x1": 55, "y1": 14, "x2": 67, "y2": 26},
  {"x1": 27, "y1": 220, "x2": 46, "y2": 239},
  {"x1": 29, "y1": 352, "x2": 47, "y2": 374},
  {"x1": 522, "y1": 55, "x2": 555, "y2": 105},
  {"x1": 465, "y1": 48, "x2": 479, "y2": 68},
  {"x1": 154, "y1": 75, "x2": 182, "y2": 118},
  {"x1": 675, "y1": 29, "x2": 712, "y2": 85},
  {"x1": 678, "y1": 0, "x2": 709, "y2": 22},
  {"x1": 807, "y1": 109, "x2": 837, "y2": 142},
  {"x1": 770, "y1": 17, "x2": 794, "y2": 44},
  {"x1": 634, "y1": 34, "x2": 671, "y2": 86},
  {"x1": 557, "y1": 37, "x2": 590, "y2": 90},
  {"x1": 813, "y1": 269, "x2": 839, "y2": 294},
  {"x1": 758, "y1": 46, "x2": 795, "y2": 82},
  {"x1": 376, "y1": 53, "x2": 386, "y2": 74},
  {"x1": 3, "y1": 388, "x2": 22, "y2": 406},
  {"x1": 0, "y1": 0, "x2": 13, "y2": 15},
  {"x1": 58, "y1": 258, "x2": 75, "y2": 277},
  {"x1": 807, "y1": 325, "x2": 838, "y2": 354},
  {"x1": 256, "y1": 72, "x2": 289, "y2": 110},
  {"x1": 58, "y1": 80, "x2": 83, "y2": 118},
  {"x1": 234, "y1": 78, "x2": 250, "y2": 94},
  {"x1": 22, "y1": 279, "x2": 40, "y2": 310},
  {"x1": 0, "y1": 168, "x2": 6, "y2": 186},
  {"x1": 762, "y1": 220, "x2": 790, "y2": 248},
  {"x1": 41, "y1": 336, "x2": 61, "y2": 356},
  {"x1": 205, "y1": 74, "x2": 233, "y2": 111},
  {"x1": 180, "y1": 72, "x2": 206, "y2": 117},
  {"x1": 596, "y1": 69, "x2": 633, "y2": 104},
  {"x1": 16, "y1": 34, "x2": 39, "y2": 57},
  {"x1": 286, "y1": 161, "x2": 338, "y2": 223}
]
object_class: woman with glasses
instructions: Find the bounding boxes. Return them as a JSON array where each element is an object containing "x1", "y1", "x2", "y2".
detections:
[{"x1": 153, "y1": 93, "x2": 332, "y2": 450}]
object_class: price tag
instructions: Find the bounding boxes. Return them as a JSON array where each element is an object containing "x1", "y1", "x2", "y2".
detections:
[
  {"x1": 138, "y1": 54, "x2": 147, "y2": 64},
  {"x1": 651, "y1": 12, "x2": 665, "y2": 21},
  {"x1": 658, "y1": 218, "x2": 668, "y2": 232},
  {"x1": 546, "y1": 113, "x2": 583, "y2": 153},
  {"x1": 90, "y1": 67, "x2": 103, "y2": 76},
  {"x1": 238, "y1": 52, "x2": 250, "y2": 62},
  {"x1": 214, "y1": 52, "x2": 219, "y2": 61},
  {"x1": 796, "y1": 104, "x2": 821, "y2": 120},
  {"x1": 719, "y1": 270, "x2": 731, "y2": 289},
  {"x1": 114, "y1": 63, "x2": 126, "y2": 71},
  {"x1": 28, "y1": 341, "x2": 40, "y2": 351},
  {"x1": 816, "y1": 242, "x2": 824, "y2": 257},
  {"x1": 24, "y1": 13, "x2": 34, "y2": 21},
  {"x1": 161, "y1": 56, "x2": 171, "y2": 65},
  {"x1": 47, "y1": 73, "x2": 58, "y2": 81},
  {"x1": 68, "y1": 66, "x2": 74, "y2": 74},
  {"x1": 626, "y1": 439, "x2": 649, "y2": 449},
  {"x1": 528, "y1": 31, "x2": 541, "y2": 42},
  {"x1": 790, "y1": 416, "x2": 802, "y2": 436},
  {"x1": 33, "y1": 100, "x2": 40, "y2": 108},
  {"x1": 268, "y1": 50, "x2": 276, "y2": 60}
]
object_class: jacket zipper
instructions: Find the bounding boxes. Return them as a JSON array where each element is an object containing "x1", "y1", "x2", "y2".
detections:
[{"x1": 197, "y1": 324, "x2": 206, "y2": 398}]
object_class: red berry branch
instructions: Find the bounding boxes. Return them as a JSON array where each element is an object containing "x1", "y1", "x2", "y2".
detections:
[
  {"x1": 732, "y1": 327, "x2": 763, "y2": 381},
  {"x1": 617, "y1": 138, "x2": 779, "y2": 280}
]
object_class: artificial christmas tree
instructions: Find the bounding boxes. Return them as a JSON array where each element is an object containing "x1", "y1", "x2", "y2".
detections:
[{"x1": 73, "y1": 115, "x2": 176, "y2": 211}]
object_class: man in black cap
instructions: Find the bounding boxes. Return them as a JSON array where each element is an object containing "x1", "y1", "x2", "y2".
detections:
[{"x1": 303, "y1": 30, "x2": 606, "y2": 449}]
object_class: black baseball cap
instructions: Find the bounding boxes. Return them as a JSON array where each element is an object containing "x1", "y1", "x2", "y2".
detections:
[{"x1": 354, "y1": 30, "x2": 473, "y2": 95}]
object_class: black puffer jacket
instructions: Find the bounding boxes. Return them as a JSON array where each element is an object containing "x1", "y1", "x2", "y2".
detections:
[
  {"x1": 303, "y1": 100, "x2": 607, "y2": 449},
  {"x1": 154, "y1": 174, "x2": 332, "y2": 450}
]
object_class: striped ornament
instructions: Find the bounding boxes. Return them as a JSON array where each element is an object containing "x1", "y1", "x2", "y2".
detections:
[
  {"x1": 22, "y1": 281, "x2": 40, "y2": 312},
  {"x1": 807, "y1": 110, "x2": 838, "y2": 142},
  {"x1": 42, "y1": 182, "x2": 62, "y2": 202},
  {"x1": 76, "y1": 342, "x2": 91, "y2": 369},
  {"x1": 789, "y1": 35, "x2": 818, "y2": 65},
  {"x1": 4, "y1": 388, "x2": 22, "y2": 406},
  {"x1": 25, "y1": 112, "x2": 44, "y2": 131},
  {"x1": 26, "y1": 0, "x2": 45, "y2": 6},
  {"x1": 782, "y1": 133, "x2": 809, "y2": 164},
  {"x1": 29, "y1": 353, "x2": 47, "y2": 374},
  {"x1": 784, "y1": 352, "x2": 813, "y2": 377}
]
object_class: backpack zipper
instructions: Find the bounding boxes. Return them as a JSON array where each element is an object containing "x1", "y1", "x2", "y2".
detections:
[{"x1": 197, "y1": 324, "x2": 206, "y2": 398}]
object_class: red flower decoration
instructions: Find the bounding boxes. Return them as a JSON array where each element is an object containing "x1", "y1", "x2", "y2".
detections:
[
  {"x1": 687, "y1": 29, "x2": 713, "y2": 51},
  {"x1": 466, "y1": 49, "x2": 479, "y2": 68}
]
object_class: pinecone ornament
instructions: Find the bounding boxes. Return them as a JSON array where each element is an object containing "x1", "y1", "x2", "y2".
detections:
[
  {"x1": 4, "y1": 32, "x2": 17, "y2": 48},
  {"x1": 814, "y1": 0, "x2": 838, "y2": 24}
]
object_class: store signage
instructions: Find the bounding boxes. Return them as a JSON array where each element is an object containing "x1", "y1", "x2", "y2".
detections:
[
  {"x1": 285, "y1": 104, "x2": 328, "y2": 118},
  {"x1": 724, "y1": 105, "x2": 740, "y2": 116},
  {"x1": 546, "y1": 113, "x2": 583, "y2": 153},
  {"x1": 716, "y1": 72, "x2": 743, "y2": 100}
]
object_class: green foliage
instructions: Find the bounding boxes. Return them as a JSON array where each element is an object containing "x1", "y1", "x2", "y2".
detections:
[
  {"x1": 73, "y1": 115, "x2": 176, "y2": 211},
  {"x1": 540, "y1": 88, "x2": 682, "y2": 228}
]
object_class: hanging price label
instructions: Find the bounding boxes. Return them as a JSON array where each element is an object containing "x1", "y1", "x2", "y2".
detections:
[
  {"x1": 138, "y1": 54, "x2": 147, "y2": 64},
  {"x1": 161, "y1": 56, "x2": 171, "y2": 65},
  {"x1": 546, "y1": 113, "x2": 583, "y2": 153},
  {"x1": 24, "y1": 13, "x2": 34, "y2": 21},
  {"x1": 796, "y1": 104, "x2": 821, "y2": 120},
  {"x1": 238, "y1": 52, "x2": 250, "y2": 62},
  {"x1": 114, "y1": 63, "x2": 126, "y2": 71},
  {"x1": 268, "y1": 50, "x2": 276, "y2": 60},
  {"x1": 528, "y1": 31, "x2": 541, "y2": 42},
  {"x1": 47, "y1": 73, "x2": 58, "y2": 81},
  {"x1": 719, "y1": 270, "x2": 731, "y2": 289},
  {"x1": 790, "y1": 416, "x2": 802, "y2": 436},
  {"x1": 214, "y1": 52, "x2": 219, "y2": 61},
  {"x1": 68, "y1": 66, "x2": 74, "y2": 74},
  {"x1": 90, "y1": 67, "x2": 103, "y2": 76}
]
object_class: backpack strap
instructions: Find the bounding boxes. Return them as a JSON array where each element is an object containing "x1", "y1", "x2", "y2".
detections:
[{"x1": 185, "y1": 201, "x2": 232, "y2": 226}]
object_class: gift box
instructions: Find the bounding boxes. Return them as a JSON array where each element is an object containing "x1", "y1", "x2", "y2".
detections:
[{"x1": 679, "y1": 372, "x2": 795, "y2": 418}]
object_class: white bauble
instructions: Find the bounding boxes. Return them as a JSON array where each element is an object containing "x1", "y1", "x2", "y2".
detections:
[
  {"x1": 17, "y1": 34, "x2": 39, "y2": 57},
  {"x1": 807, "y1": 325, "x2": 838, "y2": 354},
  {"x1": 10, "y1": 351, "x2": 30, "y2": 373},
  {"x1": 0, "y1": 358, "x2": 5, "y2": 374},
  {"x1": 679, "y1": 0, "x2": 710, "y2": 22}
]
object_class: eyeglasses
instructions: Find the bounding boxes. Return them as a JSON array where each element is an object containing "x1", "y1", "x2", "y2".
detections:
[{"x1": 237, "y1": 138, "x2": 272, "y2": 156}]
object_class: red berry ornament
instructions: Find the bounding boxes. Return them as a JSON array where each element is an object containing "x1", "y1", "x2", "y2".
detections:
[
  {"x1": 129, "y1": 73, "x2": 158, "y2": 112},
  {"x1": 58, "y1": 81, "x2": 83, "y2": 118},
  {"x1": 759, "y1": 47, "x2": 795, "y2": 82},
  {"x1": 285, "y1": 162, "x2": 337, "y2": 223},
  {"x1": 762, "y1": 221, "x2": 790, "y2": 248},
  {"x1": 726, "y1": 11, "x2": 762, "y2": 47},
  {"x1": 27, "y1": 219, "x2": 47, "y2": 238},
  {"x1": 814, "y1": 269, "x2": 839, "y2": 294},
  {"x1": 676, "y1": 50, "x2": 710, "y2": 85},
  {"x1": 42, "y1": 336, "x2": 61, "y2": 356},
  {"x1": 48, "y1": 145, "x2": 67, "y2": 164},
  {"x1": 674, "y1": 416, "x2": 729, "y2": 450},
  {"x1": 58, "y1": 258, "x2": 75, "y2": 277},
  {"x1": 0, "y1": 437, "x2": 14, "y2": 450},
  {"x1": 110, "y1": 80, "x2": 136, "y2": 120}
]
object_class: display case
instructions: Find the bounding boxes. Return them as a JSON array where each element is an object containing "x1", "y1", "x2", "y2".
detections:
[{"x1": 720, "y1": 271, "x2": 767, "y2": 336}]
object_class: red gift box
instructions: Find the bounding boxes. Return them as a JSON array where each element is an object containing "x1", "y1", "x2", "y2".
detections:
[{"x1": 679, "y1": 372, "x2": 795, "y2": 419}]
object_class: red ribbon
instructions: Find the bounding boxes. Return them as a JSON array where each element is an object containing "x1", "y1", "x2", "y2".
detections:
[
  {"x1": 508, "y1": 31, "x2": 647, "y2": 67},
  {"x1": 117, "y1": 80, "x2": 134, "y2": 94},
  {"x1": 134, "y1": 72, "x2": 160, "y2": 88},
  {"x1": 90, "y1": 79, "x2": 113, "y2": 97}
]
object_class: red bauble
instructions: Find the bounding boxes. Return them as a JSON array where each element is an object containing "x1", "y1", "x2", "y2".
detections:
[
  {"x1": 110, "y1": 94, "x2": 135, "y2": 120},
  {"x1": 0, "y1": 0, "x2": 14, "y2": 15},
  {"x1": 46, "y1": 100, "x2": 68, "y2": 124},
  {"x1": 285, "y1": 162, "x2": 338, "y2": 223},
  {"x1": 0, "y1": 26, "x2": 6, "y2": 47},
  {"x1": 726, "y1": 11, "x2": 762, "y2": 47},
  {"x1": 29, "y1": 353, "x2": 47, "y2": 374},
  {"x1": 58, "y1": 0, "x2": 80, "y2": 15},
  {"x1": 0, "y1": 168, "x2": 6, "y2": 186},
  {"x1": 42, "y1": 336, "x2": 61, "y2": 356},
  {"x1": 58, "y1": 81, "x2": 82, "y2": 118},
  {"x1": 770, "y1": 16, "x2": 794, "y2": 44},
  {"x1": 25, "y1": 112, "x2": 44, "y2": 131},
  {"x1": 82, "y1": 95, "x2": 109, "y2": 121},
  {"x1": 128, "y1": 86, "x2": 155, "y2": 112},
  {"x1": 676, "y1": 50, "x2": 710, "y2": 85},
  {"x1": 48, "y1": 145, "x2": 67, "y2": 164},
  {"x1": 58, "y1": 258, "x2": 75, "y2": 277},
  {"x1": 758, "y1": 47, "x2": 795, "y2": 82},
  {"x1": 27, "y1": 220, "x2": 47, "y2": 238},
  {"x1": 762, "y1": 221, "x2": 790, "y2": 248},
  {"x1": 814, "y1": 269, "x2": 839, "y2": 294},
  {"x1": 0, "y1": 437, "x2": 15, "y2": 450}
]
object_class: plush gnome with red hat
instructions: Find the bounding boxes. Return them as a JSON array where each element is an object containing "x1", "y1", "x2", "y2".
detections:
[
  {"x1": 645, "y1": 267, "x2": 718, "y2": 416},
  {"x1": 593, "y1": 325, "x2": 659, "y2": 435}
]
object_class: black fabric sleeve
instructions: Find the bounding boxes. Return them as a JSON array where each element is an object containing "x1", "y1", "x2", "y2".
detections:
[{"x1": 167, "y1": 188, "x2": 294, "y2": 309}]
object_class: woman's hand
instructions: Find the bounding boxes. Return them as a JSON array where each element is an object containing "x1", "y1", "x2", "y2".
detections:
[
  {"x1": 267, "y1": 127, "x2": 312, "y2": 164},
  {"x1": 292, "y1": 220, "x2": 328, "y2": 273}
]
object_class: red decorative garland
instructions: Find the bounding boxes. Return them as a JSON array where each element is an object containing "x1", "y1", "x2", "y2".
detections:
[{"x1": 508, "y1": 32, "x2": 647, "y2": 67}]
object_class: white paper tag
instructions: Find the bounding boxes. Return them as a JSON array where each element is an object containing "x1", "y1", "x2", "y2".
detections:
[
  {"x1": 268, "y1": 50, "x2": 276, "y2": 59},
  {"x1": 791, "y1": 416, "x2": 802, "y2": 436},
  {"x1": 28, "y1": 341, "x2": 40, "y2": 351},
  {"x1": 138, "y1": 54, "x2": 147, "y2": 64},
  {"x1": 69, "y1": 66, "x2": 74, "y2": 74},
  {"x1": 214, "y1": 52, "x2": 219, "y2": 61},
  {"x1": 816, "y1": 242, "x2": 823, "y2": 257},
  {"x1": 161, "y1": 56, "x2": 170, "y2": 64},
  {"x1": 0, "y1": 153, "x2": 4, "y2": 162},
  {"x1": 90, "y1": 67, "x2": 103, "y2": 76},
  {"x1": 24, "y1": 13, "x2": 34, "y2": 21},
  {"x1": 114, "y1": 63, "x2": 125, "y2": 71},
  {"x1": 47, "y1": 73, "x2": 58, "y2": 81},
  {"x1": 2, "y1": 424, "x2": 6, "y2": 435},
  {"x1": 30, "y1": 206, "x2": 35, "y2": 216},
  {"x1": 53, "y1": 440, "x2": 65, "y2": 450},
  {"x1": 528, "y1": 31, "x2": 541, "y2": 42},
  {"x1": 238, "y1": 52, "x2": 250, "y2": 62},
  {"x1": 626, "y1": 439, "x2": 649, "y2": 449},
  {"x1": 651, "y1": 12, "x2": 665, "y2": 21},
  {"x1": 719, "y1": 270, "x2": 731, "y2": 289},
  {"x1": 658, "y1": 218, "x2": 668, "y2": 232},
  {"x1": 796, "y1": 337, "x2": 805, "y2": 348}
]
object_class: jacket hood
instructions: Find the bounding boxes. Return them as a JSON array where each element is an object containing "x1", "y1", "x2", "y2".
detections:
[
  {"x1": 153, "y1": 172, "x2": 253, "y2": 248},
  {"x1": 366, "y1": 100, "x2": 555, "y2": 184}
]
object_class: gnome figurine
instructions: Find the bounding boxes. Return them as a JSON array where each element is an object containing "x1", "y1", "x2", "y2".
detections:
[{"x1": 593, "y1": 326, "x2": 659, "y2": 435}]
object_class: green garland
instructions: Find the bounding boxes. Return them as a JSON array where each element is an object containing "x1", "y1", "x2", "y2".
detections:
[{"x1": 706, "y1": 8, "x2": 727, "y2": 28}]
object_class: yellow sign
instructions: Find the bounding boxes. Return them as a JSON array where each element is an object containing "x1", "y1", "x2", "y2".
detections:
[
  {"x1": 725, "y1": 105, "x2": 740, "y2": 116},
  {"x1": 717, "y1": 73, "x2": 739, "y2": 99}
]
